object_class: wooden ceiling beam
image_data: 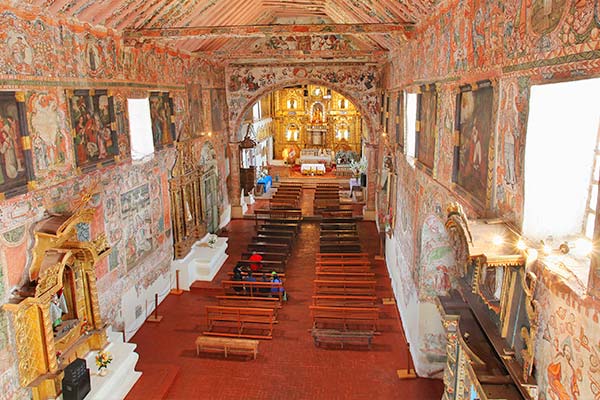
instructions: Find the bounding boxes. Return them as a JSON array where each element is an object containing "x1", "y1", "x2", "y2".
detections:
[{"x1": 123, "y1": 22, "x2": 414, "y2": 41}]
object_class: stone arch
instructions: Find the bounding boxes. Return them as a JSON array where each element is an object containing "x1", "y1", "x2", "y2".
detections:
[{"x1": 226, "y1": 64, "x2": 381, "y2": 143}]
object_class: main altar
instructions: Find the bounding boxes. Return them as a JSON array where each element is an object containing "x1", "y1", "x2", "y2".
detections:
[{"x1": 272, "y1": 85, "x2": 362, "y2": 165}]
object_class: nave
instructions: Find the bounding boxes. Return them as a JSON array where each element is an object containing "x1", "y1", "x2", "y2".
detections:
[{"x1": 126, "y1": 219, "x2": 444, "y2": 399}]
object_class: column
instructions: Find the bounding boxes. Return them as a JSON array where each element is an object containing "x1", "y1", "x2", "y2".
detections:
[
  {"x1": 228, "y1": 142, "x2": 244, "y2": 218},
  {"x1": 363, "y1": 142, "x2": 378, "y2": 221}
]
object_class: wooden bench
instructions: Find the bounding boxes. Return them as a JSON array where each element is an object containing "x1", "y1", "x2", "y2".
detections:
[
  {"x1": 227, "y1": 272, "x2": 286, "y2": 281},
  {"x1": 316, "y1": 265, "x2": 372, "y2": 274},
  {"x1": 320, "y1": 236, "x2": 360, "y2": 243},
  {"x1": 253, "y1": 234, "x2": 294, "y2": 247},
  {"x1": 316, "y1": 252, "x2": 370, "y2": 260},
  {"x1": 270, "y1": 199, "x2": 298, "y2": 208},
  {"x1": 222, "y1": 280, "x2": 284, "y2": 301},
  {"x1": 257, "y1": 228, "x2": 296, "y2": 238},
  {"x1": 247, "y1": 242, "x2": 290, "y2": 255},
  {"x1": 237, "y1": 259, "x2": 286, "y2": 272},
  {"x1": 310, "y1": 305, "x2": 379, "y2": 331},
  {"x1": 241, "y1": 251, "x2": 288, "y2": 263},
  {"x1": 311, "y1": 329, "x2": 374, "y2": 349},
  {"x1": 216, "y1": 296, "x2": 281, "y2": 319},
  {"x1": 320, "y1": 243, "x2": 362, "y2": 253},
  {"x1": 314, "y1": 280, "x2": 377, "y2": 296},
  {"x1": 316, "y1": 272, "x2": 376, "y2": 280},
  {"x1": 196, "y1": 335, "x2": 259, "y2": 359},
  {"x1": 259, "y1": 223, "x2": 299, "y2": 233},
  {"x1": 204, "y1": 306, "x2": 275, "y2": 339},
  {"x1": 316, "y1": 260, "x2": 371, "y2": 267},
  {"x1": 321, "y1": 217, "x2": 359, "y2": 223},
  {"x1": 312, "y1": 295, "x2": 378, "y2": 307},
  {"x1": 321, "y1": 210, "x2": 353, "y2": 218},
  {"x1": 320, "y1": 223, "x2": 357, "y2": 231}
]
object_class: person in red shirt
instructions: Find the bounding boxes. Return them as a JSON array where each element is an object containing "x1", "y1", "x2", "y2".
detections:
[{"x1": 248, "y1": 251, "x2": 263, "y2": 272}]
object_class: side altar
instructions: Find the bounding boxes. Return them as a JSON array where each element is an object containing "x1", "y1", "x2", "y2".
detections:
[
  {"x1": 2, "y1": 205, "x2": 141, "y2": 400},
  {"x1": 171, "y1": 233, "x2": 229, "y2": 290}
]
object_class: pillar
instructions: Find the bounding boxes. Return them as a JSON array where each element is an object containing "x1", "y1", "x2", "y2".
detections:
[
  {"x1": 228, "y1": 142, "x2": 244, "y2": 218},
  {"x1": 363, "y1": 142, "x2": 378, "y2": 221}
]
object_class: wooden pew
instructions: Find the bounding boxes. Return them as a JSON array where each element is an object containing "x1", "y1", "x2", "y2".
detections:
[
  {"x1": 235, "y1": 259, "x2": 286, "y2": 273},
  {"x1": 316, "y1": 259, "x2": 371, "y2": 266},
  {"x1": 316, "y1": 252, "x2": 370, "y2": 260},
  {"x1": 222, "y1": 280, "x2": 284, "y2": 301},
  {"x1": 311, "y1": 329, "x2": 374, "y2": 349},
  {"x1": 313, "y1": 280, "x2": 376, "y2": 296},
  {"x1": 241, "y1": 251, "x2": 288, "y2": 263},
  {"x1": 260, "y1": 223, "x2": 299, "y2": 233},
  {"x1": 316, "y1": 265, "x2": 372, "y2": 274},
  {"x1": 252, "y1": 235, "x2": 293, "y2": 248},
  {"x1": 227, "y1": 272, "x2": 286, "y2": 281},
  {"x1": 321, "y1": 210, "x2": 353, "y2": 218},
  {"x1": 320, "y1": 243, "x2": 362, "y2": 253},
  {"x1": 204, "y1": 306, "x2": 275, "y2": 340},
  {"x1": 315, "y1": 272, "x2": 376, "y2": 280},
  {"x1": 247, "y1": 242, "x2": 290, "y2": 255},
  {"x1": 321, "y1": 217, "x2": 359, "y2": 223},
  {"x1": 310, "y1": 305, "x2": 379, "y2": 331},
  {"x1": 216, "y1": 296, "x2": 281, "y2": 319},
  {"x1": 312, "y1": 295, "x2": 378, "y2": 307},
  {"x1": 257, "y1": 228, "x2": 296, "y2": 238},
  {"x1": 320, "y1": 223, "x2": 357, "y2": 231},
  {"x1": 195, "y1": 336, "x2": 259, "y2": 359},
  {"x1": 319, "y1": 236, "x2": 360, "y2": 243}
]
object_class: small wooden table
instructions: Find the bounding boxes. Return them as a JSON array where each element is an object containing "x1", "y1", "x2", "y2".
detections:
[{"x1": 195, "y1": 336, "x2": 259, "y2": 359}]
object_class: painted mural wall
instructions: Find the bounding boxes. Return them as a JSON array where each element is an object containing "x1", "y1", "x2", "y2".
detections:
[
  {"x1": 382, "y1": 0, "x2": 600, "y2": 394},
  {"x1": 0, "y1": 4, "x2": 228, "y2": 399}
]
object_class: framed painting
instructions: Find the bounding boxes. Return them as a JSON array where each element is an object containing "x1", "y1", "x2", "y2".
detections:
[
  {"x1": 453, "y1": 81, "x2": 494, "y2": 205},
  {"x1": 210, "y1": 89, "x2": 227, "y2": 133},
  {"x1": 149, "y1": 92, "x2": 176, "y2": 149},
  {"x1": 416, "y1": 85, "x2": 437, "y2": 170},
  {"x1": 395, "y1": 91, "x2": 404, "y2": 150},
  {"x1": 0, "y1": 91, "x2": 33, "y2": 198},
  {"x1": 68, "y1": 89, "x2": 119, "y2": 171}
]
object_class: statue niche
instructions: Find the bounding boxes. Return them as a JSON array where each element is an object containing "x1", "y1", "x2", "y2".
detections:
[{"x1": 3, "y1": 205, "x2": 110, "y2": 400}]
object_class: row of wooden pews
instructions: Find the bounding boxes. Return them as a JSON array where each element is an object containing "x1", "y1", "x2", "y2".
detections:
[
  {"x1": 269, "y1": 183, "x2": 303, "y2": 208},
  {"x1": 200, "y1": 207, "x2": 302, "y2": 348},
  {"x1": 310, "y1": 217, "x2": 380, "y2": 349}
]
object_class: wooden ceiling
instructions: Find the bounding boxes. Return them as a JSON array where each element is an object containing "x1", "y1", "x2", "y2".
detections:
[{"x1": 34, "y1": 0, "x2": 439, "y2": 63}]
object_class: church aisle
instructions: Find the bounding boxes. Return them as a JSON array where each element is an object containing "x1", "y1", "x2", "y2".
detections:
[{"x1": 126, "y1": 220, "x2": 443, "y2": 400}]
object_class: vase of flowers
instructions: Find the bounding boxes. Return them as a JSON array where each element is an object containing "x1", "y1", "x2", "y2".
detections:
[
  {"x1": 207, "y1": 234, "x2": 218, "y2": 248},
  {"x1": 95, "y1": 350, "x2": 113, "y2": 376}
]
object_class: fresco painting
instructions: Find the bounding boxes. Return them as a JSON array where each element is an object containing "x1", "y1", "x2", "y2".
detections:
[
  {"x1": 418, "y1": 215, "x2": 455, "y2": 302},
  {"x1": 149, "y1": 92, "x2": 175, "y2": 148},
  {"x1": 68, "y1": 90, "x2": 119, "y2": 170},
  {"x1": 210, "y1": 89, "x2": 227, "y2": 133},
  {"x1": 0, "y1": 93, "x2": 29, "y2": 197},
  {"x1": 456, "y1": 85, "x2": 494, "y2": 205},
  {"x1": 417, "y1": 89, "x2": 436, "y2": 170}
]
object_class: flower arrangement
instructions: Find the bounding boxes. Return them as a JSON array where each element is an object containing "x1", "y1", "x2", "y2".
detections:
[
  {"x1": 207, "y1": 234, "x2": 218, "y2": 248},
  {"x1": 349, "y1": 156, "x2": 368, "y2": 176},
  {"x1": 95, "y1": 351, "x2": 113, "y2": 373}
]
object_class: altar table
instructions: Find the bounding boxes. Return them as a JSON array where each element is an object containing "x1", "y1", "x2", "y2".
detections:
[{"x1": 301, "y1": 163, "x2": 326, "y2": 175}]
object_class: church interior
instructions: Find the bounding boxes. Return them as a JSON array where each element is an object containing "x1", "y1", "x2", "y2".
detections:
[{"x1": 0, "y1": 1, "x2": 599, "y2": 399}]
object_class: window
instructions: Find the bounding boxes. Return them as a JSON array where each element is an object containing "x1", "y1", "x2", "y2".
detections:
[
  {"x1": 127, "y1": 98, "x2": 154, "y2": 161},
  {"x1": 523, "y1": 78, "x2": 600, "y2": 241},
  {"x1": 405, "y1": 92, "x2": 418, "y2": 159},
  {"x1": 252, "y1": 101, "x2": 261, "y2": 121}
]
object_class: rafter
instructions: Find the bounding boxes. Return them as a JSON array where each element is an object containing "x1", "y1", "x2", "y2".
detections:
[{"x1": 123, "y1": 22, "x2": 414, "y2": 41}]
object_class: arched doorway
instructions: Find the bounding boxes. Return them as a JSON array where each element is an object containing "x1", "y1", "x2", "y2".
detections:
[{"x1": 200, "y1": 142, "x2": 220, "y2": 233}]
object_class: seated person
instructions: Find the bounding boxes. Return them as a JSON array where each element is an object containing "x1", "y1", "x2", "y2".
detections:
[
  {"x1": 249, "y1": 251, "x2": 263, "y2": 272},
  {"x1": 232, "y1": 270, "x2": 244, "y2": 292},
  {"x1": 244, "y1": 271, "x2": 257, "y2": 282},
  {"x1": 270, "y1": 272, "x2": 287, "y2": 300},
  {"x1": 259, "y1": 274, "x2": 271, "y2": 294}
]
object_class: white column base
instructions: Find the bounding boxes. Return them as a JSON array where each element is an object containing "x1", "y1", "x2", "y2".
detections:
[{"x1": 77, "y1": 327, "x2": 142, "y2": 400}]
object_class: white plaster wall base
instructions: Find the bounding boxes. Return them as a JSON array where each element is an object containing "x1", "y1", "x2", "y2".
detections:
[
  {"x1": 73, "y1": 327, "x2": 142, "y2": 400},
  {"x1": 171, "y1": 234, "x2": 229, "y2": 290},
  {"x1": 219, "y1": 204, "x2": 231, "y2": 229}
]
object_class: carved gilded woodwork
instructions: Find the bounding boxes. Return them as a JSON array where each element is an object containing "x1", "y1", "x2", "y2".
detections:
[
  {"x1": 439, "y1": 205, "x2": 538, "y2": 399},
  {"x1": 3, "y1": 204, "x2": 110, "y2": 400},
  {"x1": 169, "y1": 139, "x2": 206, "y2": 259}
]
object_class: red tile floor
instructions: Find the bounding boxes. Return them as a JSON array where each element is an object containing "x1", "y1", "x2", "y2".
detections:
[{"x1": 126, "y1": 219, "x2": 443, "y2": 400}]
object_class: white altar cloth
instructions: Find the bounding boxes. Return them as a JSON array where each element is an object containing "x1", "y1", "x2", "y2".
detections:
[{"x1": 301, "y1": 163, "x2": 326, "y2": 175}]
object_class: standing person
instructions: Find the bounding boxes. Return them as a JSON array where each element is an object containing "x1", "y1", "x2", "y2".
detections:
[{"x1": 249, "y1": 251, "x2": 263, "y2": 272}]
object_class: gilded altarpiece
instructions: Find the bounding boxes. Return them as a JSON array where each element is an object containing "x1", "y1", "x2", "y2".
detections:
[
  {"x1": 2, "y1": 206, "x2": 110, "y2": 400},
  {"x1": 169, "y1": 140, "x2": 205, "y2": 259}
]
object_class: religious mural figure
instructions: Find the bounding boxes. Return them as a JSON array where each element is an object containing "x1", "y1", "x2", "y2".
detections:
[
  {"x1": 0, "y1": 92, "x2": 29, "y2": 197},
  {"x1": 149, "y1": 92, "x2": 175, "y2": 148}
]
